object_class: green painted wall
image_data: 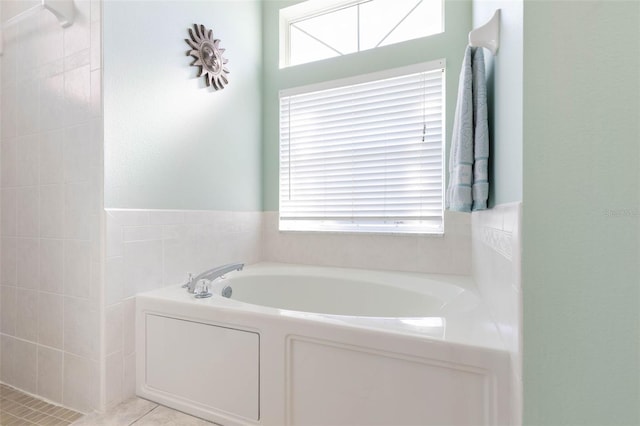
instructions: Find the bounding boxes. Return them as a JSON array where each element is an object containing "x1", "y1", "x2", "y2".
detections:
[
  {"x1": 261, "y1": 0, "x2": 472, "y2": 210},
  {"x1": 104, "y1": 0, "x2": 262, "y2": 211},
  {"x1": 522, "y1": 1, "x2": 640, "y2": 424}
]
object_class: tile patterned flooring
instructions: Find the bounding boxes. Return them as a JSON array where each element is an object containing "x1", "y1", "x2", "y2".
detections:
[
  {"x1": 0, "y1": 384, "x2": 215, "y2": 426},
  {"x1": 71, "y1": 397, "x2": 215, "y2": 426},
  {"x1": 0, "y1": 384, "x2": 83, "y2": 425}
]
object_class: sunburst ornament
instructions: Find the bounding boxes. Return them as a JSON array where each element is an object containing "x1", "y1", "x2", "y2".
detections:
[{"x1": 185, "y1": 24, "x2": 230, "y2": 90}]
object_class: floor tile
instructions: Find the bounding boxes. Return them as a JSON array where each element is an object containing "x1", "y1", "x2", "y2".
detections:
[
  {"x1": 71, "y1": 397, "x2": 157, "y2": 426},
  {"x1": 131, "y1": 405, "x2": 215, "y2": 426}
]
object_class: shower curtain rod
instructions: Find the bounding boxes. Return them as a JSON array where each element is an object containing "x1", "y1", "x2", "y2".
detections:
[{"x1": 0, "y1": 0, "x2": 75, "y2": 56}]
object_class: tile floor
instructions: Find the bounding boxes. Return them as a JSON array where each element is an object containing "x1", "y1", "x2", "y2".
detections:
[
  {"x1": 71, "y1": 397, "x2": 215, "y2": 426},
  {"x1": 0, "y1": 384, "x2": 83, "y2": 425}
]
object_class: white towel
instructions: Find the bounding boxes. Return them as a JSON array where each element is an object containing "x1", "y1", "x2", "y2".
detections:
[{"x1": 446, "y1": 46, "x2": 489, "y2": 212}]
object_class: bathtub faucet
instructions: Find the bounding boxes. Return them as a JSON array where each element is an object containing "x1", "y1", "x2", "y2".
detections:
[{"x1": 184, "y1": 262, "x2": 245, "y2": 294}]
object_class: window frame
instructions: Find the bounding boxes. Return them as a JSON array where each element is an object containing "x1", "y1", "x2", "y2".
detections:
[
  {"x1": 278, "y1": 59, "x2": 446, "y2": 236},
  {"x1": 279, "y1": 0, "x2": 445, "y2": 69}
]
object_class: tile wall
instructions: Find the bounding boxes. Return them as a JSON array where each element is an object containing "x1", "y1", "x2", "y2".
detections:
[
  {"x1": 263, "y1": 211, "x2": 472, "y2": 275},
  {"x1": 104, "y1": 209, "x2": 262, "y2": 408},
  {"x1": 471, "y1": 202, "x2": 522, "y2": 424},
  {"x1": 0, "y1": 0, "x2": 103, "y2": 413}
]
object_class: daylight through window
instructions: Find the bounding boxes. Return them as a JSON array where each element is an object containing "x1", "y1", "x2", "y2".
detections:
[
  {"x1": 279, "y1": 61, "x2": 445, "y2": 234},
  {"x1": 281, "y1": 0, "x2": 444, "y2": 67}
]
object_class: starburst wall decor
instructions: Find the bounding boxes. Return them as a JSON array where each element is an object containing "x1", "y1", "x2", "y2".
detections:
[{"x1": 185, "y1": 24, "x2": 230, "y2": 90}]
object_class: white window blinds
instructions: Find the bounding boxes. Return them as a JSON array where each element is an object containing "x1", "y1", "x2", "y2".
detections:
[{"x1": 279, "y1": 62, "x2": 445, "y2": 234}]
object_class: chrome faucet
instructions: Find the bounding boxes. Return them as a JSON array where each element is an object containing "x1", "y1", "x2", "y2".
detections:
[{"x1": 184, "y1": 262, "x2": 244, "y2": 294}]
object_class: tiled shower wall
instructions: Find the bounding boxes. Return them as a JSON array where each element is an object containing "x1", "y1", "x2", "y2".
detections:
[
  {"x1": 0, "y1": 0, "x2": 103, "y2": 413},
  {"x1": 471, "y1": 202, "x2": 522, "y2": 424},
  {"x1": 104, "y1": 209, "x2": 262, "y2": 407}
]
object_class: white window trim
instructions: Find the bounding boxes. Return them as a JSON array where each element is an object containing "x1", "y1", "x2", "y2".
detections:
[
  {"x1": 279, "y1": 0, "x2": 444, "y2": 69},
  {"x1": 279, "y1": 59, "x2": 446, "y2": 236}
]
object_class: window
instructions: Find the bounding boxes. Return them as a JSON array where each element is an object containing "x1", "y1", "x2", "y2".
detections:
[
  {"x1": 280, "y1": 0, "x2": 444, "y2": 68},
  {"x1": 279, "y1": 60, "x2": 445, "y2": 234}
]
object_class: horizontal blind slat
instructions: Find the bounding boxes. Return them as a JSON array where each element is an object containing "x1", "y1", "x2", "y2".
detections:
[{"x1": 279, "y1": 66, "x2": 444, "y2": 231}]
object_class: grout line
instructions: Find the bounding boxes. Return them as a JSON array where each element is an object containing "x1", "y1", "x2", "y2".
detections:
[{"x1": 128, "y1": 404, "x2": 159, "y2": 425}]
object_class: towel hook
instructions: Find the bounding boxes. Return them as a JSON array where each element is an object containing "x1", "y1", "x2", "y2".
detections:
[{"x1": 468, "y1": 9, "x2": 500, "y2": 55}]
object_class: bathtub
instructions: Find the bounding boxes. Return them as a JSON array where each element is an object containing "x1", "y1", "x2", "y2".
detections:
[{"x1": 136, "y1": 263, "x2": 512, "y2": 426}]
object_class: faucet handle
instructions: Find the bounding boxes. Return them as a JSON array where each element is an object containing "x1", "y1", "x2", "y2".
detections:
[
  {"x1": 181, "y1": 273, "x2": 194, "y2": 289},
  {"x1": 194, "y1": 279, "x2": 212, "y2": 299}
]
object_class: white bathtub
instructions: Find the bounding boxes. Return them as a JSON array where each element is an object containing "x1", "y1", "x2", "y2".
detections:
[{"x1": 136, "y1": 263, "x2": 512, "y2": 426}]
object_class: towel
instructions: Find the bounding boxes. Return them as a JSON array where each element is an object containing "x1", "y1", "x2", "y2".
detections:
[{"x1": 446, "y1": 46, "x2": 489, "y2": 212}]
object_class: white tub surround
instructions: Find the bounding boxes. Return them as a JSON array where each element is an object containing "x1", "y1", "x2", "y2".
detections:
[
  {"x1": 104, "y1": 208, "x2": 262, "y2": 408},
  {"x1": 262, "y1": 210, "x2": 472, "y2": 275},
  {"x1": 472, "y1": 202, "x2": 522, "y2": 425},
  {"x1": 137, "y1": 263, "x2": 512, "y2": 426}
]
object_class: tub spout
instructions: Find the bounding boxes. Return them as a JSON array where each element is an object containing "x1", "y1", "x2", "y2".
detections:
[{"x1": 186, "y1": 262, "x2": 244, "y2": 294}]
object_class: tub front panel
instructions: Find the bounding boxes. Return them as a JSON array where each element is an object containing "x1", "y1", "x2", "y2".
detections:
[
  {"x1": 145, "y1": 314, "x2": 259, "y2": 421},
  {"x1": 287, "y1": 337, "x2": 491, "y2": 425}
]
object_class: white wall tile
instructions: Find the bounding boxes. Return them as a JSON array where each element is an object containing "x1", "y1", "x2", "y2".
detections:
[
  {"x1": 38, "y1": 291, "x2": 64, "y2": 349},
  {"x1": 123, "y1": 226, "x2": 163, "y2": 242},
  {"x1": 0, "y1": 335, "x2": 16, "y2": 385},
  {"x1": 64, "y1": 240, "x2": 91, "y2": 298},
  {"x1": 64, "y1": 296, "x2": 99, "y2": 359},
  {"x1": 39, "y1": 12, "x2": 64, "y2": 66},
  {"x1": 38, "y1": 292, "x2": 64, "y2": 349},
  {"x1": 64, "y1": 49, "x2": 91, "y2": 71},
  {"x1": 1, "y1": 0, "x2": 103, "y2": 413},
  {"x1": 16, "y1": 288, "x2": 38, "y2": 341},
  {"x1": 39, "y1": 130, "x2": 65, "y2": 184},
  {"x1": 123, "y1": 239, "x2": 163, "y2": 297},
  {"x1": 40, "y1": 75, "x2": 66, "y2": 132},
  {"x1": 64, "y1": 182, "x2": 95, "y2": 240},
  {"x1": 64, "y1": 65, "x2": 91, "y2": 126},
  {"x1": 105, "y1": 351, "x2": 123, "y2": 408},
  {"x1": 262, "y1": 211, "x2": 469, "y2": 274},
  {"x1": 39, "y1": 238, "x2": 64, "y2": 294},
  {"x1": 148, "y1": 210, "x2": 185, "y2": 226},
  {"x1": 16, "y1": 18, "x2": 39, "y2": 81},
  {"x1": 15, "y1": 134, "x2": 40, "y2": 186},
  {"x1": 16, "y1": 186, "x2": 40, "y2": 237},
  {"x1": 90, "y1": 69, "x2": 101, "y2": 117},
  {"x1": 63, "y1": 353, "x2": 98, "y2": 413},
  {"x1": 64, "y1": 123, "x2": 95, "y2": 183},
  {"x1": 1, "y1": 188, "x2": 17, "y2": 236},
  {"x1": 106, "y1": 256, "x2": 124, "y2": 306},
  {"x1": 1, "y1": 27, "x2": 18, "y2": 87},
  {"x1": 0, "y1": 285, "x2": 17, "y2": 335},
  {"x1": 16, "y1": 237, "x2": 39, "y2": 289},
  {"x1": 123, "y1": 297, "x2": 136, "y2": 357},
  {"x1": 13, "y1": 338, "x2": 37, "y2": 394},
  {"x1": 1, "y1": 238, "x2": 17, "y2": 285},
  {"x1": 123, "y1": 352, "x2": 136, "y2": 400},
  {"x1": 40, "y1": 184, "x2": 65, "y2": 238},
  {"x1": 1, "y1": 84, "x2": 17, "y2": 140},
  {"x1": 15, "y1": 79, "x2": 40, "y2": 136},
  {"x1": 106, "y1": 303, "x2": 123, "y2": 355},
  {"x1": 108, "y1": 210, "x2": 149, "y2": 227},
  {"x1": 472, "y1": 202, "x2": 522, "y2": 425},
  {"x1": 37, "y1": 346, "x2": 63, "y2": 404},
  {"x1": 106, "y1": 213, "x2": 123, "y2": 257},
  {"x1": 90, "y1": 0, "x2": 102, "y2": 23},
  {"x1": 63, "y1": 0, "x2": 91, "y2": 57},
  {"x1": 1, "y1": 137, "x2": 17, "y2": 187}
]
